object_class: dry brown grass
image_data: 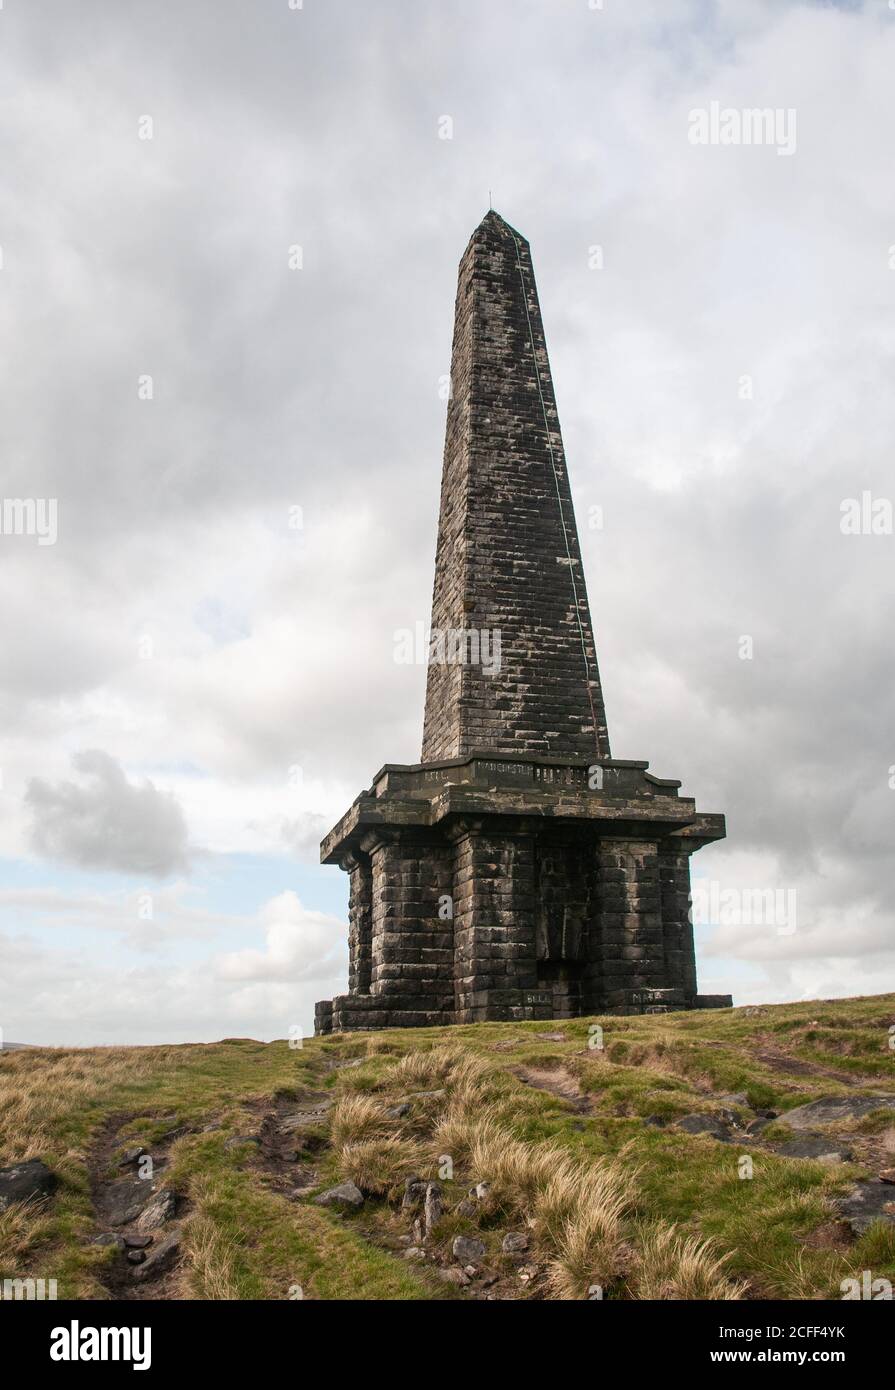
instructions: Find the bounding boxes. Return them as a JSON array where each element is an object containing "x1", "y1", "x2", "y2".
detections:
[
  {"x1": 179, "y1": 1208, "x2": 243, "y2": 1300},
  {"x1": 462, "y1": 1118, "x2": 634, "y2": 1298},
  {"x1": 632, "y1": 1222, "x2": 747, "y2": 1300},
  {"x1": 338, "y1": 1136, "x2": 429, "y2": 1197},
  {"x1": 0, "y1": 1199, "x2": 55, "y2": 1268},
  {"x1": 329, "y1": 1094, "x2": 395, "y2": 1148}
]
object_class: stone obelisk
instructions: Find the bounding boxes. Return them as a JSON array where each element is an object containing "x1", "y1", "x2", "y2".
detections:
[{"x1": 315, "y1": 211, "x2": 729, "y2": 1034}]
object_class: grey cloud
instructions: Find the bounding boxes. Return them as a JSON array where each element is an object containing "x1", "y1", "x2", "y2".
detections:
[
  {"x1": 0, "y1": 0, "x2": 892, "y2": 1038},
  {"x1": 25, "y1": 750, "x2": 190, "y2": 877}
]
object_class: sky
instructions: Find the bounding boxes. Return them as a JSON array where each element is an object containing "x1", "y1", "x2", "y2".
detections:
[{"x1": 0, "y1": 0, "x2": 893, "y2": 1046}]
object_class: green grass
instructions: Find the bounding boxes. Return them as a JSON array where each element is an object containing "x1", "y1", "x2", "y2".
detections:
[{"x1": 1, "y1": 993, "x2": 893, "y2": 1299}]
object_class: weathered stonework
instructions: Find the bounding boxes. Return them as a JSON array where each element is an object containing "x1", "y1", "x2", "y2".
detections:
[{"x1": 315, "y1": 212, "x2": 729, "y2": 1034}]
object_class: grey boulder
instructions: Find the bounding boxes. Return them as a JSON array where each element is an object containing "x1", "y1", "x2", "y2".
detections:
[
  {"x1": 314, "y1": 1181, "x2": 364, "y2": 1209},
  {"x1": 0, "y1": 1159, "x2": 57, "y2": 1212},
  {"x1": 452, "y1": 1235, "x2": 486, "y2": 1264},
  {"x1": 132, "y1": 1231, "x2": 182, "y2": 1281},
  {"x1": 677, "y1": 1114, "x2": 731, "y2": 1141},
  {"x1": 135, "y1": 1188, "x2": 176, "y2": 1231},
  {"x1": 775, "y1": 1134, "x2": 853, "y2": 1163},
  {"x1": 835, "y1": 1181, "x2": 895, "y2": 1236},
  {"x1": 778, "y1": 1095, "x2": 895, "y2": 1131}
]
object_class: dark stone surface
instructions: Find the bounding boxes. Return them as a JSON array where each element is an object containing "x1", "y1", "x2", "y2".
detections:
[
  {"x1": 835, "y1": 1181, "x2": 895, "y2": 1236},
  {"x1": 778, "y1": 1096, "x2": 895, "y2": 1131},
  {"x1": 132, "y1": 1231, "x2": 181, "y2": 1281},
  {"x1": 677, "y1": 1114, "x2": 733, "y2": 1141},
  {"x1": 421, "y1": 212, "x2": 609, "y2": 763},
  {"x1": 0, "y1": 1159, "x2": 56, "y2": 1211},
  {"x1": 775, "y1": 1134, "x2": 853, "y2": 1162},
  {"x1": 315, "y1": 213, "x2": 728, "y2": 1034}
]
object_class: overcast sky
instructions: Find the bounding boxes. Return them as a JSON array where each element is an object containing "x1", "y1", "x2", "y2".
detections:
[{"x1": 0, "y1": 0, "x2": 893, "y2": 1046}]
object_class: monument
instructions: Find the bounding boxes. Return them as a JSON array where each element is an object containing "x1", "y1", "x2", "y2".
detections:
[{"x1": 315, "y1": 211, "x2": 729, "y2": 1034}]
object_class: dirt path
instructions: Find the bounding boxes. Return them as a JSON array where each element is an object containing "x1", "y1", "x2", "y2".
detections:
[
  {"x1": 513, "y1": 1065, "x2": 592, "y2": 1114},
  {"x1": 87, "y1": 1111, "x2": 191, "y2": 1300},
  {"x1": 751, "y1": 1043, "x2": 867, "y2": 1087}
]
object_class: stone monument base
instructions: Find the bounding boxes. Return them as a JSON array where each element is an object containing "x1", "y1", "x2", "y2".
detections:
[{"x1": 315, "y1": 752, "x2": 730, "y2": 1034}]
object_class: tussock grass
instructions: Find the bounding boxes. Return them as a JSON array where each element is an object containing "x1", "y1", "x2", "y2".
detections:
[
  {"x1": 339, "y1": 1137, "x2": 429, "y2": 1197},
  {"x1": 0, "y1": 1200, "x2": 54, "y2": 1266},
  {"x1": 631, "y1": 1222, "x2": 747, "y2": 1300},
  {"x1": 330, "y1": 1094, "x2": 395, "y2": 1148}
]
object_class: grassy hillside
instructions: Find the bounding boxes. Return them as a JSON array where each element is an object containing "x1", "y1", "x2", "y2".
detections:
[{"x1": 1, "y1": 995, "x2": 894, "y2": 1300}]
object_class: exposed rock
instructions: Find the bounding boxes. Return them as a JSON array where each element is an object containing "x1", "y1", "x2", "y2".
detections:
[
  {"x1": 880, "y1": 1169, "x2": 895, "y2": 1185},
  {"x1": 91, "y1": 1232, "x2": 125, "y2": 1249},
  {"x1": 132, "y1": 1230, "x2": 182, "y2": 1281},
  {"x1": 403, "y1": 1246, "x2": 425, "y2": 1260},
  {"x1": 135, "y1": 1188, "x2": 176, "y2": 1231},
  {"x1": 469, "y1": 1181, "x2": 491, "y2": 1201},
  {"x1": 424, "y1": 1181, "x2": 442, "y2": 1236},
  {"x1": 314, "y1": 1181, "x2": 364, "y2": 1209},
  {"x1": 0, "y1": 1159, "x2": 57, "y2": 1211},
  {"x1": 104, "y1": 1178, "x2": 152, "y2": 1227},
  {"x1": 677, "y1": 1114, "x2": 732, "y2": 1141},
  {"x1": 775, "y1": 1135, "x2": 853, "y2": 1163},
  {"x1": 718, "y1": 1092, "x2": 750, "y2": 1108},
  {"x1": 452, "y1": 1235, "x2": 486, "y2": 1264},
  {"x1": 745, "y1": 1118, "x2": 772, "y2": 1135},
  {"x1": 401, "y1": 1176, "x2": 426, "y2": 1208},
  {"x1": 224, "y1": 1134, "x2": 260, "y2": 1149},
  {"x1": 835, "y1": 1181, "x2": 895, "y2": 1236},
  {"x1": 124, "y1": 1234, "x2": 153, "y2": 1250},
  {"x1": 536, "y1": 1032, "x2": 566, "y2": 1042},
  {"x1": 118, "y1": 1146, "x2": 146, "y2": 1167},
  {"x1": 778, "y1": 1095, "x2": 895, "y2": 1131},
  {"x1": 501, "y1": 1232, "x2": 529, "y2": 1255},
  {"x1": 277, "y1": 1102, "x2": 333, "y2": 1134},
  {"x1": 126, "y1": 1250, "x2": 146, "y2": 1265},
  {"x1": 455, "y1": 1199, "x2": 477, "y2": 1219},
  {"x1": 385, "y1": 1103, "x2": 411, "y2": 1119}
]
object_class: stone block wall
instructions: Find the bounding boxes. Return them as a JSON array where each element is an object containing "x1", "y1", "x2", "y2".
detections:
[
  {"x1": 316, "y1": 823, "x2": 708, "y2": 1031},
  {"x1": 421, "y1": 212, "x2": 611, "y2": 764},
  {"x1": 451, "y1": 828, "x2": 538, "y2": 1023}
]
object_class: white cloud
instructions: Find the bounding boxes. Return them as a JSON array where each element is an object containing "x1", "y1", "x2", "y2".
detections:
[{"x1": 217, "y1": 891, "x2": 346, "y2": 984}]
